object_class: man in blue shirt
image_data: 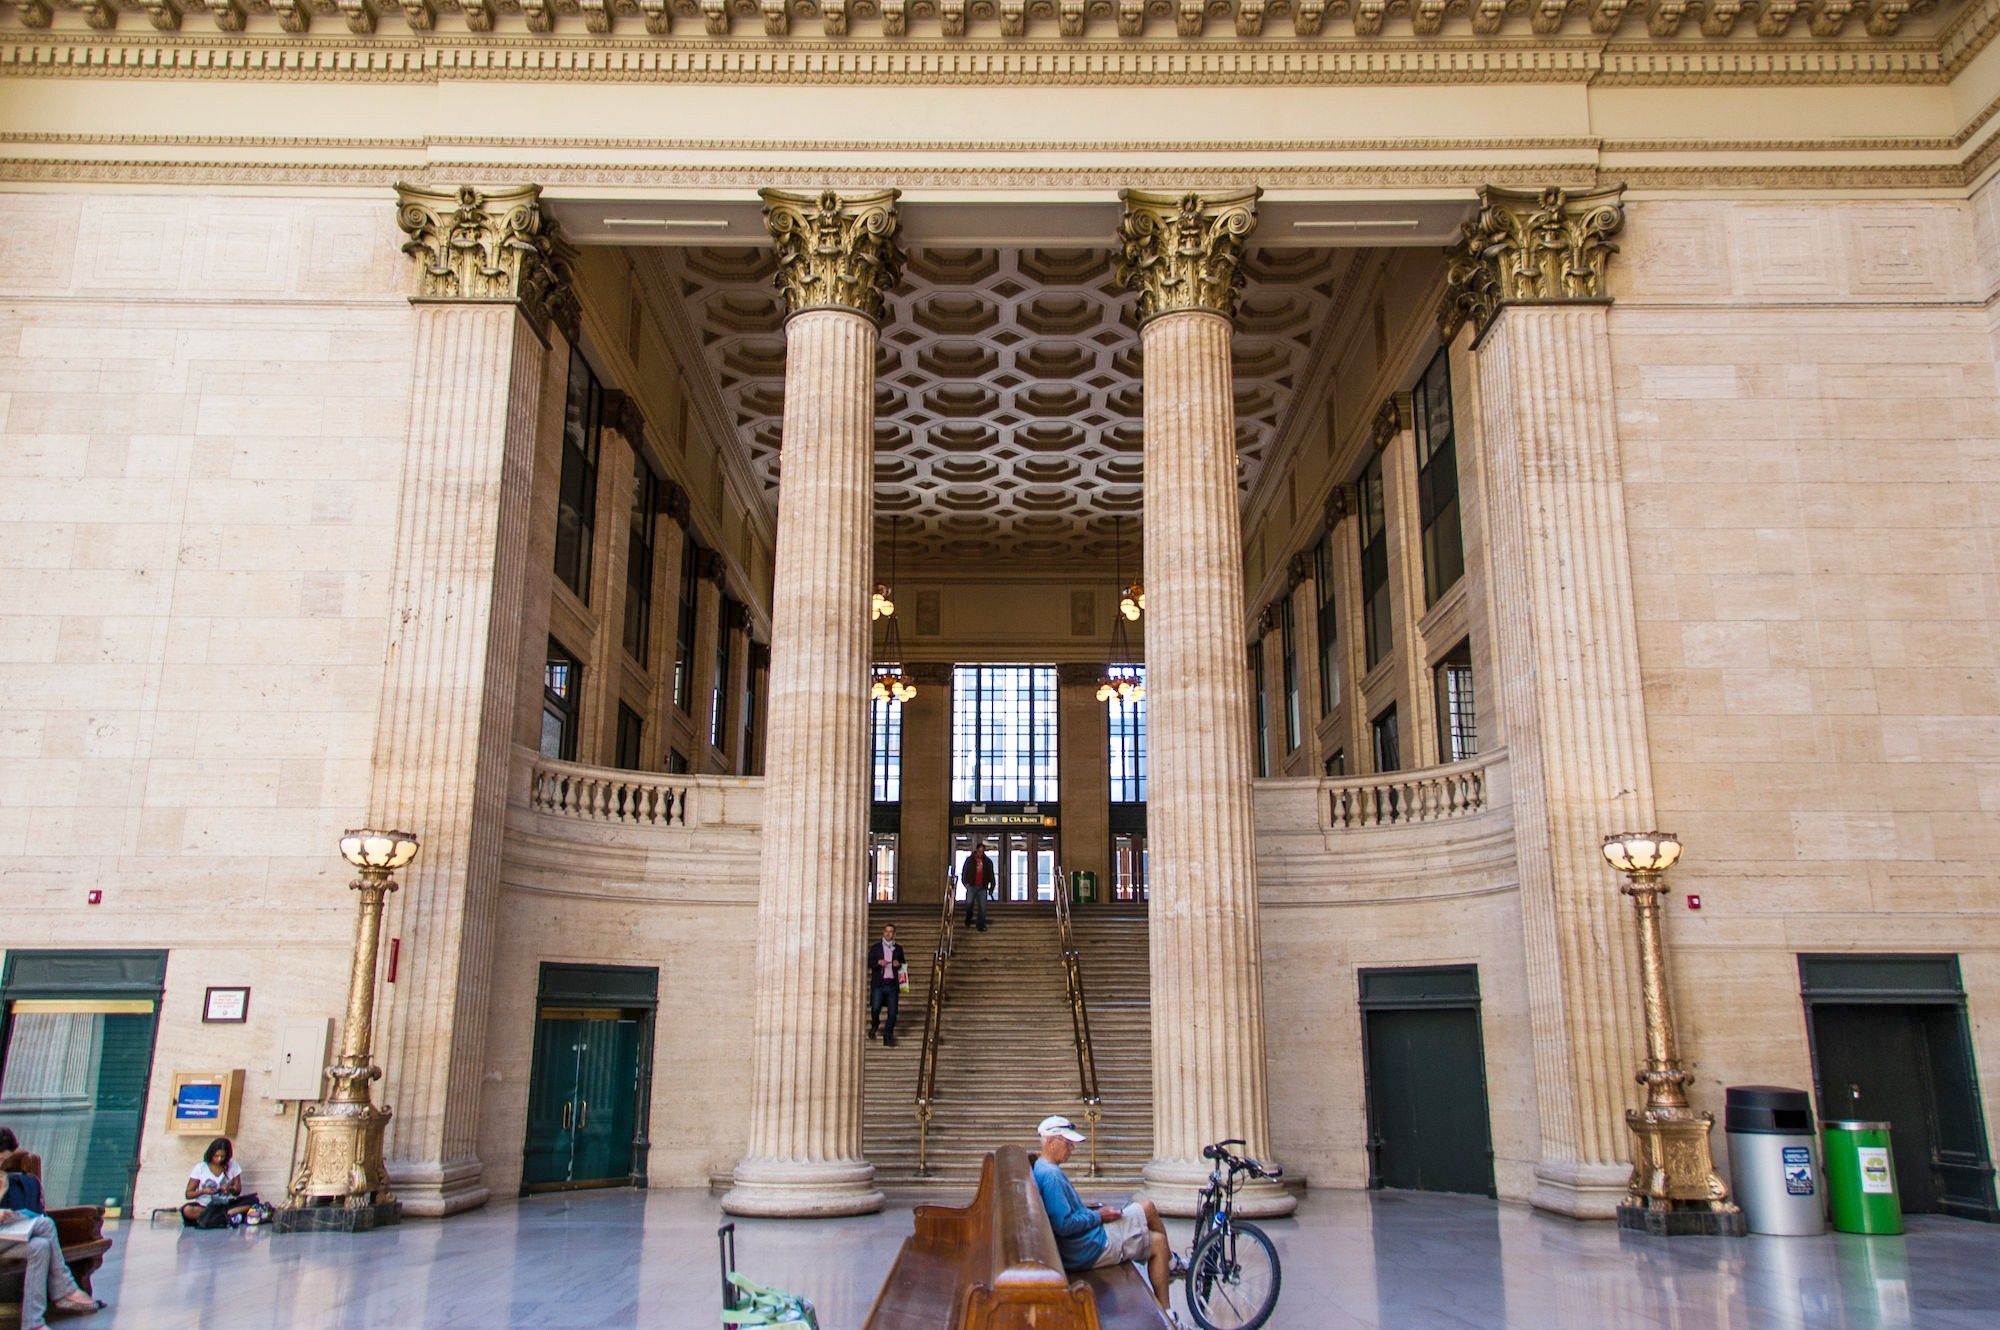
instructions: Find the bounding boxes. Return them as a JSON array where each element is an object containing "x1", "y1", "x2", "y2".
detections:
[{"x1": 1030, "y1": 1114, "x2": 1175, "y2": 1320}]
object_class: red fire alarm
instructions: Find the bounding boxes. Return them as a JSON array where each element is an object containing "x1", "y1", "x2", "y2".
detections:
[
  {"x1": 1686, "y1": 894, "x2": 1702, "y2": 910},
  {"x1": 87, "y1": 889, "x2": 103, "y2": 905}
]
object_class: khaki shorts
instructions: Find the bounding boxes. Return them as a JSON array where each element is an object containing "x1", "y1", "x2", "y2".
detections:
[{"x1": 1087, "y1": 1203, "x2": 1153, "y2": 1269}]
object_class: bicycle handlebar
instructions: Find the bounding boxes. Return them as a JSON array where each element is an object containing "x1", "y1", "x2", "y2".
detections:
[{"x1": 1201, "y1": 1139, "x2": 1281, "y2": 1180}]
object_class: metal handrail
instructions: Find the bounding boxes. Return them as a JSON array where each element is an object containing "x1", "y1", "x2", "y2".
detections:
[
  {"x1": 1053, "y1": 867, "x2": 1104, "y2": 1177},
  {"x1": 912, "y1": 873, "x2": 957, "y2": 1176}
]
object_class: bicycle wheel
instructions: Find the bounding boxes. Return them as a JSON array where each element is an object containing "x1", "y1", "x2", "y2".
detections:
[{"x1": 1185, "y1": 1220, "x2": 1281, "y2": 1330}]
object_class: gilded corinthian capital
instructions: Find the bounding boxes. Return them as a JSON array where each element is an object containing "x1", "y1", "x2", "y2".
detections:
[
  {"x1": 1115, "y1": 188, "x2": 1261, "y2": 324},
  {"x1": 1438, "y1": 183, "x2": 1626, "y2": 342},
  {"x1": 394, "y1": 183, "x2": 579, "y2": 339},
  {"x1": 760, "y1": 188, "x2": 904, "y2": 325}
]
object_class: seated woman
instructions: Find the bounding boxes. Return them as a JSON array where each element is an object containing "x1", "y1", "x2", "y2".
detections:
[
  {"x1": 0, "y1": 1201, "x2": 106, "y2": 1330},
  {"x1": 181, "y1": 1137, "x2": 265, "y2": 1228}
]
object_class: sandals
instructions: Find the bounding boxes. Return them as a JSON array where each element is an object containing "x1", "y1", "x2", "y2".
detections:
[{"x1": 50, "y1": 1295, "x2": 107, "y2": 1317}]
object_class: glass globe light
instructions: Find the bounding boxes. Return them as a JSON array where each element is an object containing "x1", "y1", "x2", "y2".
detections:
[{"x1": 340, "y1": 829, "x2": 420, "y2": 872}]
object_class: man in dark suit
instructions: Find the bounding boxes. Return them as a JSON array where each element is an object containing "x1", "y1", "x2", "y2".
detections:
[
  {"x1": 867, "y1": 923, "x2": 907, "y2": 1046},
  {"x1": 961, "y1": 841, "x2": 994, "y2": 932}
]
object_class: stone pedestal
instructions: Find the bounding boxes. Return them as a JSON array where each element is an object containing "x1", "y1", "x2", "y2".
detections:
[
  {"x1": 723, "y1": 190, "x2": 901, "y2": 1217},
  {"x1": 1117, "y1": 190, "x2": 1292, "y2": 1218}
]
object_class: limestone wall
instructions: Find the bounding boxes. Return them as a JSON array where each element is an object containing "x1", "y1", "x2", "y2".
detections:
[
  {"x1": 0, "y1": 189, "x2": 419, "y2": 1210},
  {"x1": 1610, "y1": 194, "x2": 2000, "y2": 1174}
]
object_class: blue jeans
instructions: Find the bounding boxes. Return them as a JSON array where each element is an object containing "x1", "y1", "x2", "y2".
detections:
[{"x1": 964, "y1": 885, "x2": 988, "y2": 930}]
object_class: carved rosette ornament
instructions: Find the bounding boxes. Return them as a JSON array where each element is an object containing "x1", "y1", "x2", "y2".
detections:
[
  {"x1": 393, "y1": 183, "x2": 578, "y2": 340},
  {"x1": 1438, "y1": 183, "x2": 1626, "y2": 343},
  {"x1": 759, "y1": 188, "x2": 905, "y2": 326},
  {"x1": 1115, "y1": 188, "x2": 1261, "y2": 325}
]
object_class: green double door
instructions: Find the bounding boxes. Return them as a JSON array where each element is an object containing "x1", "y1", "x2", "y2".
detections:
[
  {"x1": 522, "y1": 1007, "x2": 646, "y2": 1192},
  {"x1": 1360, "y1": 966, "x2": 1496, "y2": 1198}
]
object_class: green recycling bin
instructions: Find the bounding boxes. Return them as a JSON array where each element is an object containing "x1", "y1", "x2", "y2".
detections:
[
  {"x1": 1070, "y1": 871, "x2": 1098, "y2": 904},
  {"x1": 1822, "y1": 1120, "x2": 1902, "y2": 1234}
]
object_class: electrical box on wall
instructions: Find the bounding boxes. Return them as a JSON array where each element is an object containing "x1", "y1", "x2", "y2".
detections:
[{"x1": 271, "y1": 1017, "x2": 334, "y2": 1101}]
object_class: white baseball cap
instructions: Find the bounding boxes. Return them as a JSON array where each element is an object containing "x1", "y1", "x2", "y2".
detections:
[{"x1": 1038, "y1": 1115, "x2": 1086, "y2": 1143}]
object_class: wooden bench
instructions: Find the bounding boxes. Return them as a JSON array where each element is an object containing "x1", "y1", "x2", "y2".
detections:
[
  {"x1": 0, "y1": 1206, "x2": 114, "y2": 1329},
  {"x1": 862, "y1": 1145, "x2": 1171, "y2": 1330}
]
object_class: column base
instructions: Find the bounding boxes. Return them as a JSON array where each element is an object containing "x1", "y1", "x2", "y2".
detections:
[
  {"x1": 1529, "y1": 1158, "x2": 1630, "y2": 1220},
  {"x1": 721, "y1": 1157, "x2": 884, "y2": 1217},
  {"x1": 1138, "y1": 1157, "x2": 1297, "y2": 1219},
  {"x1": 1617, "y1": 1203, "x2": 1747, "y2": 1237},
  {"x1": 388, "y1": 1156, "x2": 490, "y2": 1218}
]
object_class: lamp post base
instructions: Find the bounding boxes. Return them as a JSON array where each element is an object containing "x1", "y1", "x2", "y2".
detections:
[
  {"x1": 271, "y1": 1200, "x2": 402, "y2": 1233},
  {"x1": 283, "y1": 1099, "x2": 397, "y2": 1217},
  {"x1": 1621, "y1": 1106, "x2": 1745, "y2": 1237}
]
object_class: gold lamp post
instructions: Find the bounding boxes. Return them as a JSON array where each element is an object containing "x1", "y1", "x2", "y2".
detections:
[
  {"x1": 1602, "y1": 831, "x2": 1745, "y2": 1236},
  {"x1": 278, "y1": 829, "x2": 419, "y2": 1232}
]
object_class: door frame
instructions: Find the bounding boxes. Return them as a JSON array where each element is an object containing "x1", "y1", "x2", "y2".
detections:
[
  {"x1": 520, "y1": 962, "x2": 659, "y2": 1196},
  {"x1": 1799, "y1": 953, "x2": 1999, "y2": 1222},
  {"x1": 1357, "y1": 963, "x2": 1496, "y2": 1198}
]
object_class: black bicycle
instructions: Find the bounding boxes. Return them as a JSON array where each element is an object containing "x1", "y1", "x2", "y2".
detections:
[{"x1": 1176, "y1": 1140, "x2": 1283, "y2": 1330}]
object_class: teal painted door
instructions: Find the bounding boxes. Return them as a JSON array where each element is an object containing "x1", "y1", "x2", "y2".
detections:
[
  {"x1": 1365, "y1": 1006, "x2": 1496, "y2": 1197},
  {"x1": 0, "y1": 1001, "x2": 159, "y2": 1211},
  {"x1": 522, "y1": 1008, "x2": 643, "y2": 1192}
]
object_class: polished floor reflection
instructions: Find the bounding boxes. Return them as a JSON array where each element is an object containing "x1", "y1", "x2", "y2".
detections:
[{"x1": 76, "y1": 1187, "x2": 1999, "y2": 1329}]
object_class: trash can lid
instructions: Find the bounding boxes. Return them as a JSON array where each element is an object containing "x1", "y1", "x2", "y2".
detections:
[
  {"x1": 1822, "y1": 1120, "x2": 1892, "y2": 1132},
  {"x1": 1725, "y1": 1086, "x2": 1815, "y2": 1134}
]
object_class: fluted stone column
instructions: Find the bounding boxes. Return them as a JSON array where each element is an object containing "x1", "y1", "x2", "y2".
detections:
[
  {"x1": 1117, "y1": 189, "x2": 1293, "y2": 1218},
  {"x1": 723, "y1": 188, "x2": 902, "y2": 1217},
  {"x1": 367, "y1": 184, "x2": 576, "y2": 1216},
  {"x1": 1441, "y1": 185, "x2": 1655, "y2": 1219}
]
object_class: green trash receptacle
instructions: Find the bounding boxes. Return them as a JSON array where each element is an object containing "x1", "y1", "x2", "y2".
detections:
[
  {"x1": 1822, "y1": 1120, "x2": 1902, "y2": 1234},
  {"x1": 1070, "y1": 871, "x2": 1098, "y2": 904}
]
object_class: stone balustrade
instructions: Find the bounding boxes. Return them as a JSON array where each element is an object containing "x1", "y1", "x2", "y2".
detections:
[
  {"x1": 516, "y1": 748, "x2": 767, "y2": 833},
  {"x1": 1322, "y1": 750, "x2": 1499, "y2": 830}
]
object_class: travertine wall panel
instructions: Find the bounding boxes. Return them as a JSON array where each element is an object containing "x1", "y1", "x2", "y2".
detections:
[
  {"x1": 0, "y1": 189, "x2": 414, "y2": 1211},
  {"x1": 1615, "y1": 193, "x2": 2000, "y2": 1161}
]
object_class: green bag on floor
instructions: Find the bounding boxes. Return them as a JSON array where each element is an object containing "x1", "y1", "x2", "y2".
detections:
[{"x1": 722, "y1": 1272, "x2": 819, "y2": 1327}]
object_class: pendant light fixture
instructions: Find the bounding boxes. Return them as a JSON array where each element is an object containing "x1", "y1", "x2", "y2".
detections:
[
  {"x1": 1097, "y1": 515, "x2": 1145, "y2": 704},
  {"x1": 871, "y1": 514, "x2": 916, "y2": 704}
]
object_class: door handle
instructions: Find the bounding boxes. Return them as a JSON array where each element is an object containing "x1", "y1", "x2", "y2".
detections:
[
  {"x1": 562, "y1": 1101, "x2": 573, "y2": 1130},
  {"x1": 579, "y1": 1099, "x2": 588, "y2": 1129}
]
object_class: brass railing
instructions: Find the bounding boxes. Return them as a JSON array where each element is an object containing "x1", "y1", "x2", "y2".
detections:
[
  {"x1": 1052, "y1": 870, "x2": 1104, "y2": 1177},
  {"x1": 912, "y1": 875, "x2": 957, "y2": 1177}
]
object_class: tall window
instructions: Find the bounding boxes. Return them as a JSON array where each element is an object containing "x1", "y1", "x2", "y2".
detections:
[
  {"x1": 1371, "y1": 703, "x2": 1400, "y2": 775},
  {"x1": 1108, "y1": 668, "x2": 1147, "y2": 804},
  {"x1": 1358, "y1": 456, "x2": 1391, "y2": 671},
  {"x1": 666, "y1": 748, "x2": 689, "y2": 774},
  {"x1": 624, "y1": 463, "x2": 659, "y2": 666},
  {"x1": 1435, "y1": 642, "x2": 1477, "y2": 764},
  {"x1": 615, "y1": 701, "x2": 644, "y2": 771},
  {"x1": 1252, "y1": 644, "x2": 1269, "y2": 779},
  {"x1": 1314, "y1": 532, "x2": 1339, "y2": 718},
  {"x1": 555, "y1": 348, "x2": 602, "y2": 602},
  {"x1": 1279, "y1": 594, "x2": 1301, "y2": 753},
  {"x1": 869, "y1": 833, "x2": 900, "y2": 903},
  {"x1": 739, "y1": 647, "x2": 761, "y2": 776},
  {"x1": 1415, "y1": 349, "x2": 1465, "y2": 607},
  {"x1": 1325, "y1": 749, "x2": 1346, "y2": 778},
  {"x1": 710, "y1": 598, "x2": 735, "y2": 752},
  {"x1": 872, "y1": 695, "x2": 903, "y2": 803},
  {"x1": 542, "y1": 638, "x2": 580, "y2": 761},
  {"x1": 673, "y1": 540, "x2": 701, "y2": 713},
  {"x1": 1113, "y1": 834, "x2": 1148, "y2": 903},
  {"x1": 950, "y1": 665, "x2": 1059, "y2": 803}
]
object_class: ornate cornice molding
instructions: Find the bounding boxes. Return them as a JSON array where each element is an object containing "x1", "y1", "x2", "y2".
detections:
[
  {"x1": 0, "y1": 32, "x2": 1957, "y2": 86},
  {"x1": 0, "y1": 0, "x2": 1952, "y2": 40},
  {"x1": 659, "y1": 477, "x2": 692, "y2": 526},
  {"x1": 1115, "y1": 187, "x2": 1261, "y2": 325},
  {"x1": 1437, "y1": 182, "x2": 1625, "y2": 343},
  {"x1": 760, "y1": 187, "x2": 903, "y2": 325},
  {"x1": 393, "y1": 181, "x2": 578, "y2": 337}
]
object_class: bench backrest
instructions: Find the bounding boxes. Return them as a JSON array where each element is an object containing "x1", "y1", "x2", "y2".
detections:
[{"x1": 959, "y1": 1146, "x2": 1100, "y2": 1330}]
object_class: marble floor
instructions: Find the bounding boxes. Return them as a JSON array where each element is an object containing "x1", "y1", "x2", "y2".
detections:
[{"x1": 62, "y1": 1188, "x2": 2000, "y2": 1330}]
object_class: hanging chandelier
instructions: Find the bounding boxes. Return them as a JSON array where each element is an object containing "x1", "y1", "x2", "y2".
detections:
[
  {"x1": 1098, "y1": 515, "x2": 1145, "y2": 704},
  {"x1": 871, "y1": 515, "x2": 915, "y2": 704}
]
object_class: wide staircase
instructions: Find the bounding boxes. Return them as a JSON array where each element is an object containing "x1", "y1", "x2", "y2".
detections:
[{"x1": 864, "y1": 898, "x2": 1154, "y2": 1190}]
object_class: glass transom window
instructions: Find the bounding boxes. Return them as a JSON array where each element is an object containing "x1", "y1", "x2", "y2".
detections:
[{"x1": 951, "y1": 665, "x2": 1058, "y2": 803}]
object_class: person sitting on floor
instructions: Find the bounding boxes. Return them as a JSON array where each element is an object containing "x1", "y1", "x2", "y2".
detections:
[
  {"x1": 182, "y1": 1137, "x2": 266, "y2": 1229},
  {"x1": 2, "y1": 1172, "x2": 107, "y2": 1330},
  {"x1": 1030, "y1": 1113, "x2": 1176, "y2": 1321}
]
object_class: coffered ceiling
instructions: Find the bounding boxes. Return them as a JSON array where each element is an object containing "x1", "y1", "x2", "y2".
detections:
[{"x1": 648, "y1": 241, "x2": 1363, "y2": 574}]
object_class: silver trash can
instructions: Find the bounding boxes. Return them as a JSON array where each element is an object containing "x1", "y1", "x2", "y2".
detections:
[{"x1": 1726, "y1": 1086, "x2": 1826, "y2": 1236}]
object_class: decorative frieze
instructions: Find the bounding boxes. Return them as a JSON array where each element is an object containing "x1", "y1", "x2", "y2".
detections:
[
  {"x1": 760, "y1": 187, "x2": 904, "y2": 326},
  {"x1": 659, "y1": 477, "x2": 692, "y2": 526},
  {"x1": 1438, "y1": 183, "x2": 1626, "y2": 342},
  {"x1": 1115, "y1": 188, "x2": 1261, "y2": 325},
  {"x1": 393, "y1": 182, "x2": 578, "y2": 340}
]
